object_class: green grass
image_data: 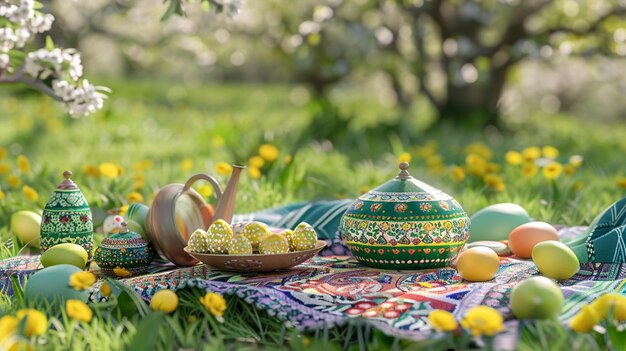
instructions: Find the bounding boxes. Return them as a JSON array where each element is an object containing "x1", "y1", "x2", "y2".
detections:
[{"x1": 1, "y1": 79, "x2": 626, "y2": 350}]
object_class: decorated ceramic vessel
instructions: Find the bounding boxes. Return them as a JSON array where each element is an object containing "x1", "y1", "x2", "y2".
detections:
[
  {"x1": 94, "y1": 222, "x2": 153, "y2": 276},
  {"x1": 340, "y1": 162, "x2": 470, "y2": 270},
  {"x1": 40, "y1": 171, "x2": 94, "y2": 259}
]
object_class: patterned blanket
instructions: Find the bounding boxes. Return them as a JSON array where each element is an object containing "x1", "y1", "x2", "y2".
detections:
[{"x1": 1, "y1": 201, "x2": 625, "y2": 350}]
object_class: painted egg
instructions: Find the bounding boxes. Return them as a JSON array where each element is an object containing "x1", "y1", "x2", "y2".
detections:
[
  {"x1": 228, "y1": 235, "x2": 253, "y2": 255},
  {"x1": 510, "y1": 276, "x2": 563, "y2": 319},
  {"x1": 292, "y1": 222, "x2": 317, "y2": 251},
  {"x1": 40, "y1": 243, "x2": 88, "y2": 269},
  {"x1": 282, "y1": 229, "x2": 295, "y2": 251},
  {"x1": 187, "y1": 229, "x2": 210, "y2": 253},
  {"x1": 456, "y1": 247, "x2": 500, "y2": 282},
  {"x1": 532, "y1": 241, "x2": 579, "y2": 280},
  {"x1": 11, "y1": 210, "x2": 41, "y2": 248},
  {"x1": 24, "y1": 264, "x2": 89, "y2": 304},
  {"x1": 509, "y1": 221, "x2": 559, "y2": 259},
  {"x1": 258, "y1": 233, "x2": 290, "y2": 254},
  {"x1": 103, "y1": 215, "x2": 126, "y2": 235},
  {"x1": 242, "y1": 222, "x2": 270, "y2": 248},
  {"x1": 465, "y1": 241, "x2": 511, "y2": 256},
  {"x1": 469, "y1": 203, "x2": 531, "y2": 242},
  {"x1": 207, "y1": 219, "x2": 233, "y2": 254}
]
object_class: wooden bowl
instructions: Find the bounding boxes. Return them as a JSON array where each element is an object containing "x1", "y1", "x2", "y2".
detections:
[{"x1": 183, "y1": 240, "x2": 327, "y2": 272}]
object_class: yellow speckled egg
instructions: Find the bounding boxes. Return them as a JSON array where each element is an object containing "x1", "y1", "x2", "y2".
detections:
[
  {"x1": 242, "y1": 222, "x2": 270, "y2": 248},
  {"x1": 258, "y1": 233, "x2": 289, "y2": 254},
  {"x1": 292, "y1": 222, "x2": 317, "y2": 251},
  {"x1": 282, "y1": 229, "x2": 295, "y2": 251},
  {"x1": 456, "y1": 247, "x2": 500, "y2": 282},
  {"x1": 187, "y1": 229, "x2": 210, "y2": 253},
  {"x1": 207, "y1": 219, "x2": 233, "y2": 254},
  {"x1": 228, "y1": 235, "x2": 253, "y2": 255}
]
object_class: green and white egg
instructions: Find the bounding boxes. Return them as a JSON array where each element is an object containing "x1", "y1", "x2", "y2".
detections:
[
  {"x1": 187, "y1": 229, "x2": 210, "y2": 253},
  {"x1": 207, "y1": 219, "x2": 233, "y2": 254},
  {"x1": 258, "y1": 233, "x2": 290, "y2": 254},
  {"x1": 228, "y1": 235, "x2": 253, "y2": 255},
  {"x1": 242, "y1": 222, "x2": 270, "y2": 248},
  {"x1": 292, "y1": 222, "x2": 317, "y2": 251}
]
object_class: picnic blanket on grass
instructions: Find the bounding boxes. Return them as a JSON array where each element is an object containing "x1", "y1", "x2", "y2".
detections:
[{"x1": 1, "y1": 201, "x2": 625, "y2": 349}]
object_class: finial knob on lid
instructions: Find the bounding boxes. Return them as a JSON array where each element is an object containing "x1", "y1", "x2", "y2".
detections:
[
  {"x1": 57, "y1": 170, "x2": 78, "y2": 190},
  {"x1": 396, "y1": 162, "x2": 412, "y2": 180}
]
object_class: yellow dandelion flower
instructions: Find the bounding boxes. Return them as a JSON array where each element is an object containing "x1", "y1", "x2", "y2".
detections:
[
  {"x1": 486, "y1": 163, "x2": 501, "y2": 174},
  {"x1": 591, "y1": 293, "x2": 626, "y2": 321},
  {"x1": 82, "y1": 164, "x2": 100, "y2": 177},
  {"x1": 451, "y1": 166, "x2": 465, "y2": 182},
  {"x1": 522, "y1": 147, "x2": 541, "y2": 162},
  {"x1": 116, "y1": 164, "x2": 124, "y2": 177},
  {"x1": 150, "y1": 289, "x2": 178, "y2": 313},
  {"x1": 134, "y1": 174, "x2": 145, "y2": 190},
  {"x1": 99, "y1": 163, "x2": 120, "y2": 179},
  {"x1": 69, "y1": 271, "x2": 96, "y2": 290},
  {"x1": 199, "y1": 292, "x2": 227, "y2": 317},
  {"x1": 284, "y1": 154, "x2": 292, "y2": 165},
  {"x1": 398, "y1": 152, "x2": 411, "y2": 164},
  {"x1": 569, "y1": 155, "x2": 583, "y2": 168},
  {"x1": 132, "y1": 162, "x2": 144, "y2": 174},
  {"x1": 414, "y1": 141, "x2": 437, "y2": 157},
  {"x1": 22, "y1": 186, "x2": 38, "y2": 202},
  {"x1": 464, "y1": 142, "x2": 493, "y2": 160},
  {"x1": 118, "y1": 205, "x2": 129, "y2": 217},
  {"x1": 113, "y1": 267, "x2": 132, "y2": 278},
  {"x1": 16, "y1": 309, "x2": 47, "y2": 337},
  {"x1": 495, "y1": 181, "x2": 506, "y2": 193},
  {"x1": 618, "y1": 177, "x2": 626, "y2": 189},
  {"x1": 542, "y1": 146, "x2": 559, "y2": 159},
  {"x1": 7, "y1": 174, "x2": 21, "y2": 188},
  {"x1": 248, "y1": 156, "x2": 265, "y2": 169},
  {"x1": 142, "y1": 160, "x2": 154, "y2": 169},
  {"x1": 126, "y1": 192, "x2": 144, "y2": 204},
  {"x1": 563, "y1": 164, "x2": 576, "y2": 176},
  {"x1": 215, "y1": 162, "x2": 233, "y2": 176},
  {"x1": 0, "y1": 315, "x2": 19, "y2": 341},
  {"x1": 466, "y1": 154, "x2": 487, "y2": 177},
  {"x1": 522, "y1": 163, "x2": 538, "y2": 178},
  {"x1": 0, "y1": 190, "x2": 5, "y2": 201},
  {"x1": 66, "y1": 299, "x2": 93, "y2": 323},
  {"x1": 505, "y1": 151, "x2": 523, "y2": 166},
  {"x1": 570, "y1": 305, "x2": 600, "y2": 333},
  {"x1": 428, "y1": 310, "x2": 458, "y2": 332},
  {"x1": 100, "y1": 282, "x2": 111, "y2": 297},
  {"x1": 484, "y1": 174, "x2": 505, "y2": 191},
  {"x1": 197, "y1": 184, "x2": 214, "y2": 198},
  {"x1": 460, "y1": 306, "x2": 504, "y2": 337},
  {"x1": 0, "y1": 163, "x2": 10, "y2": 175},
  {"x1": 573, "y1": 181, "x2": 584, "y2": 192},
  {"x1": 0, "y1": 147, "x2": 6, "y2": 159},
  {"x1": 211, "y1": 136, "x2": 225, "y2": 147},
  {"x1": 5, "y1": 340, "x2": 35, "y2": 351},
  {"x1": 542, "y1": 162, "x2": 562, "y2": 180},
  {"x1": 258, "y1": 144, "x2": 279, "y2": 162},
  {"x1": 180, "y1": 158, "x2": 193, "y2": 172},
  {"x1": 248, "y1": 166, "x2": 261, "y2": 179},
  {"x1": 16, "y1": 155, "x2": 30, "y2": 173}
]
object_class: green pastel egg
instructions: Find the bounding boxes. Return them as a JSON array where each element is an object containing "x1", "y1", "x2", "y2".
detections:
[
  {"x1": 24, "y1": 264, "x2": 89, "y2": 304},
  {"x1": 510, "y1": 276, "x2": 563, "y2": 320},
  {"x1": 242, "y1": 222, "x2": 270, "y2": 248},
  {"x1": 292, "y1": 222, "x2": 317, "y2": 251},
  {"x1": 469, "y1": 203, "x2": 531, "y2": 242},
  {"x1": 532, "y1": 241, "x2": 579, "y2": 280},
  {"x1": 40, "y1": 243, "x2": 88, "y2": 269},
  {"x1": 187, "y1": 229, "x2": 210, "y2": 253},
  {"x1": 258, "y1": 233, "x2": 289, "y2": 254},
  {"x1": 11, "y1": 210, "x2": 41, "y2": 248},
  {"x1": 228, "y1": 235, "x2": 253, "y2": 255},
  {"x1": 207, "y1": 219, "x2": 233, "y2": 254}
]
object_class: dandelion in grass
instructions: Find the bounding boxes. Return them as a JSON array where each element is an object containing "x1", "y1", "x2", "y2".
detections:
[
  {"x1": 573, "y1": 181, "x2": 584, "y2": 192},
  {"x1": 484, "y1": 174, "x2": 505, "y2": 193},
  {"x1": 464, "y1": 142, "x2": 493, "y2": 160},
  {"x1": 180, "y1": 158, "x2": 193, "y2": 172},
  {"x1": 466, "y1": 154, "x2": 487, "y2": 177},
  {"x1": 16, "y1": 309, "x2": 47, "y2": 337},
  {"x1": 197, "y1": 184, "x2": 214, "y2": 197},
  {"x1": 142, "y1": 159, "x2": 154, "y2": 169},
  {"x1": 7, "y1": 174, "x2": 21, "y2": 188},
  {"x1": 522, "y1": 147, "x2": 541, "y2": 163},
  {"x1": 150, "y1": 289, "x2": 178, "y2": 313},
  {"x1": 428, "y1": 310, "x2": 457, "y2": 332},
  {"x1": 398, "y1": 152, "x2": 411, "y2": 164},
  {"x1": 0, "y1": 147, "x2": 6, "y2": 159},
  {"x1": 134, "y1": 174, "x2": 145, "y2": 190},
  {"x1": 591, "y1": 293, "x2": 626, "y2": 321},
  {"x1": 451, "y1": 166, "x2": 465, "y2": 182},
  {"x1": 5, "y1": 340, "x2": 34, "y2": 351},
  {"x1": 0, "y1": 163, "x2": 9, "y2": 174},
  {"x1": 248, "y1": 155, "x2": 265, "y2": 168},
  {"x1": 284, "y1": 154, "x2": 292, "y2": 165},
  {"x1": 126, "y1": 192, "x2": 144, "y2": 203},
  {"x1": 199, "y1": 292, "x2": 227, "y2": 317},
  {"x1": 618, "y1": 177, "x2": 626, "y2": 189},
  {"x1": 542, "y1": 146, "x2": 559, "y2": 159},
  {"x1": 570, "y1": 305, "x2": 600, "y2": 333},
  {"x1": 82, "y1": 164, "x2": 100, "y2": 177},
  {"x1": 460, "y1": 306, "x2": 504, "y2": 337},
  {"x1": 22, "y1": 185, "x2": 38, "y2": 202},
  {"x1": 486, "y1": 163, "x2": 501, "y2": 174},
  {"x1": 69, "y1": 271, "x2": 96, "y2": 290},
  {"x1": 0, "y1": 315, "x2": 18, "y2": 342},
  {"x1": 542, "y1": 162, "x2": 562, "y2": 180},
  {"x1": 113, "y1": 267, "x2": 131, "y2": 278},
  {"x1": 118, "y1": 205, "x2": 129, "y2": 217},
  {"x1": 16, "y1": 155, "x2": 30, "y2": 173},
  {"x1": 100, "y1": 282, "x2": 111, "y2": 297},
  {"x1": 522, "y1": 163, "x2": 538, "y2": 178},
  {"x1": 99, "y1": 163, "x2": 119, "y2": 179},
  {"x1": 563, "y1": 164, "x2": 576, "y2": 176},
  {"x1": 259, "y1": 144, "x2": 279, "y2": 162},
  {"x1": 0, "y1": 190, "x2": 5, "y2": 201},
  {"x1": 505, "y1": 151, "x2": 522, "y2": 165},
  {"x1": 215, "y1": 162, "x2": 233, "y2": 175},
  {"x1": 248, "y1": 166, "x2": 261, "y2": 179},
  {"x1": 66, "y1": 299, "x2": 93, "y2": 323}
]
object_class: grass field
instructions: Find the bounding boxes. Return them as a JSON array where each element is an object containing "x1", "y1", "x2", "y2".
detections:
[{"x1": 1, "y1": 79, "x2": 626, "y2": 350}]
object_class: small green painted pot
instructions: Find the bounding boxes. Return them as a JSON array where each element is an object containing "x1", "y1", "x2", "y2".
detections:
[
  {"x1": 340, "y1": 162, "x2": 470, "y2": 270},
  {"x1": 94, "y1": 223, "x2": 153, "y2": 276}
]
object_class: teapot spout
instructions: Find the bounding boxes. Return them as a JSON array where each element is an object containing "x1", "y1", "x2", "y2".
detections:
[{"x1": 213, "y1": 164, "x2": 245, "y2": 223}]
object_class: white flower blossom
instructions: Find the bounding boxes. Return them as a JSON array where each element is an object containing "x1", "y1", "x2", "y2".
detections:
[
  {"x1": 53, "y1": 79, "x2": 108, "y2": 118},
  {"x1": 24, "y1": 47, "x2": 83, "y2": 80},
  {"x1": 0, "y1": 27, "x2": 16, "y2": 52},
  {"x1": 0, "y1": 52, "x2": 10, "y2": 71}
]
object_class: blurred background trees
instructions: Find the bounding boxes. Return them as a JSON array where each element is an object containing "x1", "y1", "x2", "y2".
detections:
[{"x1": 43, "y1": 0, "x2": 626, "y2": 130}]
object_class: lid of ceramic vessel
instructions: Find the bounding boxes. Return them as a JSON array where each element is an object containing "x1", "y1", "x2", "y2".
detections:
[
  {"x1": 372, "y1": 162, "x2": 447, "y2": 195},
  {"x1": 104, "y1": 222, "x2": 146, "y2": 243},
  {"x1": 43, "y1": 170, "x2": 90, "y2": 211}
]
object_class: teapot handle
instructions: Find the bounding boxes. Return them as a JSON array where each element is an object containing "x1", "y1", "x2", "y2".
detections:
[{"x1": 182, "y1": 173, "x2": 224, "y2": 200}]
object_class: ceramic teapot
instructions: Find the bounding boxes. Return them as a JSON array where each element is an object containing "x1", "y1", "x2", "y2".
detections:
[
  {"x1": 340, "y1": 162, "x2": 470, "y2": 270},
  {"x1": 146, "y1": 165, "x2": 244, "y2": 266}
]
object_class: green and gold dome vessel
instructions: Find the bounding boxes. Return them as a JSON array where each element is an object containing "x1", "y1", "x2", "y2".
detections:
[
  {"x1": 340, "y1": 162, "x2": 470, "y2": 270},
  {"x1": 94, "y1": 222, "x2": 154, "y2": 276}
]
